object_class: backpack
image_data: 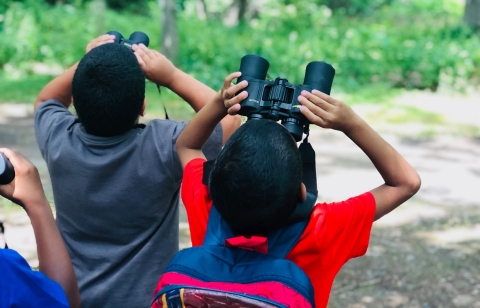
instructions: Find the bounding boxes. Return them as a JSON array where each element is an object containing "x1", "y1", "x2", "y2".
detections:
[
  {"x1": 152, "y1": 140, "x2": 318, "y2": 308},
  {"x1": 151, "y1": 192, "x2": 317, "y2": 308}
]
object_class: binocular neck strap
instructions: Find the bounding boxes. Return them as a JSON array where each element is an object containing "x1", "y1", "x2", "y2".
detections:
[
  {"x1": 299, "y1": 135, "x2": 318, "y2": 197},
  {"x1": 156, "y1": 84, "x2": 169, "y2": 120},
  {"x1": 0, "y1": 222, "x2": 7, "y2": 249},
  {"x1": 285, "y1": 137, "x2": 318, "y2": 225}
]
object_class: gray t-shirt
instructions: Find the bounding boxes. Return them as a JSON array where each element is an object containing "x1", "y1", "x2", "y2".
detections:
[{"x1": 34, "y1": 99, "x2": 222, "y2": 308}]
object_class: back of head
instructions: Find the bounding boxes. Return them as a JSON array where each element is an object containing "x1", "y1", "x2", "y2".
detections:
[
  {"x1": 72, "y1": 43, "x2": 145, "y2": 137},
  {"x1": 209, "y1": 120, "x2": 302, "y2": 236}
]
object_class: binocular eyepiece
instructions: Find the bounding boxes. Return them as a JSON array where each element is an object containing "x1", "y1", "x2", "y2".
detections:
[
  {"x1": 107, "y1": 31, "x2": 150, "y2": 50},
  {"x1": 0, "y1": 153, "x2": 15, "y2": 185},
  {"x1": 236, "y1": 55, "x2": 335, "y2": 141}
]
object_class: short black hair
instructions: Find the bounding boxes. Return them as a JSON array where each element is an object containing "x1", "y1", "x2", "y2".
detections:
[
  {"x1": 209, "y1": 120, "x2": 302, "y2": 235},
  {"x1": 72, "y1": 43, "x2": 145, "y2": 136}
]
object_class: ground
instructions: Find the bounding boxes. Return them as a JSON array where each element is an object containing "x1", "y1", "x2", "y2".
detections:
[{"x1": 0, "y1": 89, "x2": 479, "y2": 307}]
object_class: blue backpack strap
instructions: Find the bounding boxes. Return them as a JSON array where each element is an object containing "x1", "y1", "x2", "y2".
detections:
[
  {"x1": 204, "y1": 206, "x2": 312, "y2": 259},
  {"x1": 160, "y1": 244, "x2": 316, "y2": 305}
]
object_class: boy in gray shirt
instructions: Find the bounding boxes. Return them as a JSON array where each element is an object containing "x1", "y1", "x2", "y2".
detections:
[{"x1": 34, "y1": 35, "x2": 240, "y2": 308}]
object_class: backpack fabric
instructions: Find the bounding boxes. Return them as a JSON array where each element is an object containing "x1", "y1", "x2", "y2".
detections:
[{"x1": 151, "y1": 206, "x2": 316, "y2": 308}]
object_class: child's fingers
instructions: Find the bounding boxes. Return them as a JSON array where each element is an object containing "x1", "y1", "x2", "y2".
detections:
[
  {"x1": 300, "y1": 105, "x2": 327, "y2": 128},
  {"x1": 138, "y1": 44, "x2": 154, "y2": 60},
  {"x1": 87, "y1": 35, "x2": 115, "y2": 52},
  {"x1": 311, "y1": 89, "x2": 338, "y2": 105},
  {"x1": 224, "y1": 80, "x2": 248, "y2": 99},
  {"x1": 100, "y1": 34, "x2": 116, "y2": 43},
  {"x1": 300, "y1": 90, "x2": 334, "y2": 112},
  {"x1": 225, "y1": 91, "x2": 247, "y2": 109},
  {"x1": 133, "y1": 47, "x2": 151, "y2": 68},
  {"x1": 298, "y1": 95, "x2": 330, "y2": 125},
  {"x1": 133, "y1": 44, "x2": 152, "y2": 62},
  {"x1": 223, "y1": 72, "x2": 242, "y2": 91},
  {"x1": 227, "y1": 104, "x2": 241, "y2": 115},
  {"x1": 95, "y1": 39, "x2": 114, "y2": 49},
  {"x1": 134, "y1": 52, "x2": 146, "y2": 69}
]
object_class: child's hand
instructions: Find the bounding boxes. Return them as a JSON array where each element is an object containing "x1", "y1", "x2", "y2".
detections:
[
  {"x1": 86, "y1": 34, "x2": 115, "y2": 53},
  {"x1": 298, "y1": 90, "x2": 360, "y2": 133},
  {"x1": 132, "y1": 44, "x2": 177, "y2": 87},
  {"x1": 0, "y1": 149, "x2": 47, "y2": 211},
  {"x1": 221, "y1": 72, "x2": 248, "y2": 115}
]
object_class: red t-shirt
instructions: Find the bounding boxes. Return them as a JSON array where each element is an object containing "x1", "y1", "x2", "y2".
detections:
[{"x1": 181, "y1": 158, "x2": 376, "y2": 308}]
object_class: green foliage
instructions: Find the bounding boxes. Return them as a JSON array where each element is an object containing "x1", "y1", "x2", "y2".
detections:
[
  {"x1": 179, "y1": 0, "x2": 480, "y2": 93},
  {"x1": 0, "y1": 1, "x2": 162, "y2": 67},
  {"x1": 0, "y1": 0, "x2": 478, "y2": 107}
]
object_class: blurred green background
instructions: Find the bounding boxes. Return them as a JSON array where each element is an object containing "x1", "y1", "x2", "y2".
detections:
[{"x1": 0, "y1": 0, "x2": 478, "y2": 118}]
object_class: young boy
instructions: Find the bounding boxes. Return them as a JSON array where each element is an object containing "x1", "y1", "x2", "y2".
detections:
[
  {"x1": 0, "y1": 148, "x2": 80, "y2": 308},
  {"x1": 33, "y1": 36, "x2": 240, "y2": 307},
  {"x1": 175, "y1": 72, "x2": 421, "y2": 307}
]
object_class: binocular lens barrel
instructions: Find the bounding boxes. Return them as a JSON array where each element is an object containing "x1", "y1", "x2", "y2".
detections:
[
  {"x1": 303, "y1": 61, "x2": 335, "y2": 95},
  {"x1": 0, "y1": 153, "x2": 15, "y2": 185},
  {"x1": 107, "y1": 31, "x2": 123, "y2": 42},
  {"x1": 129, "y1": 31, "x2": 150, "y2": 47},
  {"x1": 238, "y1": 55, "x2": 270, "y2": 81}
]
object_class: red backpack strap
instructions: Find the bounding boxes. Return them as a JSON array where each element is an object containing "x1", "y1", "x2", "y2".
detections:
[{"x1": 224, "y1": 236, "x2": 268, "y2": 254}]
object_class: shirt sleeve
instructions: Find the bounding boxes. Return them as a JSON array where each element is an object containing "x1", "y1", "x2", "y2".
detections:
[
  {"x1": 201, "y1": 123, "x2": 223, "y2": 161},
  {"x1": 34, "y1": 99, "x2": 77, "y2": 159},
  {"x1": 181, "y1": 158, "x2": 213, "y2": 246},
  {"x1": 0, "y1": 249, "x2": 69, "y2": 308},
  {"x1": 166, "y1": 121, "x2": 223, "y2": 184},
  {"x1": 314, "y1": 192, "x2": 376, "y2": 266}
]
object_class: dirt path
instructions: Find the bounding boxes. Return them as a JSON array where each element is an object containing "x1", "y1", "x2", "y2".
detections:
[{"x1": 0, "y1": 92, "x2": 479, "y2": 307}]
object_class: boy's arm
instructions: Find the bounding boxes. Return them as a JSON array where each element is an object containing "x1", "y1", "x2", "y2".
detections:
[
  {"x1": 0, "y1": 149, "x2": 81, "y2": 308},
  {"x1": 298, "y1": 90, "x2": 421, "y2": 221},
  {"x1": 34, "y1": 35, "x2": 115, "y2": 110},
  {"x1": 133, "y1": 44, "x2": 241, "y2": 145},
  {"x1": 34, "y1": 63, "x2": 78, "y2": 110},
  {"x1": 176, "y1": 72, "x2": 248, "y2": 169}
]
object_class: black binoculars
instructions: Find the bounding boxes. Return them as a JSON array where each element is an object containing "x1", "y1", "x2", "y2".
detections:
[
  {"x1": 107, "y1": 31, "x2": 150, "y2": 50},
  {"x1": 236, "y1": 55, "x2": 335, "y2": 141},
  {"x1": 0, "y1": 153, "x2": 14, "y2": 185}
]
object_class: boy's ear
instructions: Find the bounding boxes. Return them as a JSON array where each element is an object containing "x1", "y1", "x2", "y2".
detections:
[
  {"x1": 139, "y1": 98, "x2": 147, "y2": 117},
  {"x1": 298, "y1": 183, "x2": 307, "y2": 202}
]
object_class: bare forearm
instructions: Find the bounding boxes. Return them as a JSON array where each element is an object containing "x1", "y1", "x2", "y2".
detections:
[
  {"x1": 344, "y1": 115, "x2": 420, "y2": 220},
  {"x1": 34, "y1": 63, "x2": 79, "y2": 110},
  {"x1": 167, "y1": 69, "x2": 216, "y2": 112},
  {"x1": 176, "y1": 94, "x2": 227, "y2": 168},
  {"x1": 165, "y1": 69, "x2": 241, "y2": 144},
  {"x1": 344, "y1": 115, "x2": 418, "y2": 189},
  {"x1": 27, "y1": 201, "x2": 80, "y2": 308}
]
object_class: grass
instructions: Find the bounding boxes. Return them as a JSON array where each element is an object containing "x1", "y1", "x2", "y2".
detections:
[
  {"x1": 0, "y1": 73, "x2": 197, "y2": 120},
  {"x1": 378, "y1": 104, "x2": 446, "y2": 125},
  {"x1": 340, "y1": 83, "x2": 405, "y2": 105},
  {"x1": 0, "y1": 198, "x2": 24, "y2": 215},
  {"x1": 0, "y1": 73, "x2": 476, "y2": 135},
  {"x1": 0, "y1": 74, "x2": 52, "y2": 104}
]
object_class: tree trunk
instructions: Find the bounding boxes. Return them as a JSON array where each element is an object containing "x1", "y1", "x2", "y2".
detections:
[
  {"x1": 159, "y1": 0, "x2": 179, "y2": 64},
  {"x1": 196, "y1": 0, "x2": 208, "y2": 20},
  {"x1": 223, "y1": 0, "x2": 248, "y2": 26},
  {"x1": 464, "y1": 0, "x2": 480, "y2": 30},
  {"x1": 237, "y1": 0, "x2": 247, "y2": 22},
  {"x1": 91, "y1": 0, "x2": 106, "y2": 35}
]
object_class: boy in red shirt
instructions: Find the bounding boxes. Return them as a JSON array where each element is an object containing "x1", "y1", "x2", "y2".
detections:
[{"x1": 175, "y1": 72, "x2": 421, "y2": 307}]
